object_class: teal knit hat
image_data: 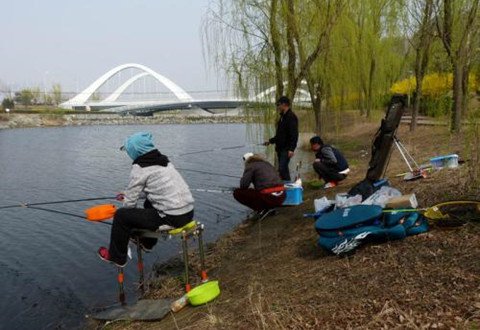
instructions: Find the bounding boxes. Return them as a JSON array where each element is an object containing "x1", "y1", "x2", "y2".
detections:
[{"x1": 122, "y1": 132, "x2": 155, "y2": 160}]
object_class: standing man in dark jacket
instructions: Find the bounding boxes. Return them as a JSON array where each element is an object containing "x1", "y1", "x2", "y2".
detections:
[
  {"x1": 264, "y1": 96, "x2": 299, "y2": 181},
  {"x1": 233, "y1": 153, "x2": 286, "y2": 212},
  {"x1": 310, "y1": 136, "x2": 350, "y2": 188}
]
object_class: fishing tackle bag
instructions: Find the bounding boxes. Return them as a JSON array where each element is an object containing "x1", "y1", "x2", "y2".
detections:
[{"x1": 314, "y1": 205, "x2": 428, "y2": 255}]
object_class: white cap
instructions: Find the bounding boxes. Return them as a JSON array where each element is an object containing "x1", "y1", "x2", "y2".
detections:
[{"x1": 242, "y1": 152, "x2": 254, "y2": 162}]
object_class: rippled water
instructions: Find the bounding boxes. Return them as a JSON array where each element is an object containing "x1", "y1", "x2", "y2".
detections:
[{"x1": 0, "y1": 124, "x2": 265, "y2": 329}]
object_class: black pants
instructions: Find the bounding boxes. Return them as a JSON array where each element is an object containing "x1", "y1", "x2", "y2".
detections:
[
  {"x1": 109, "y1": 205, "x2": 194, "y2": 264},
  {"x1": 313, "y1": 162, "x2": 346, "y2": 183},
  {"x1": 233, "y1": 188, "x2": 286, "y2": 211},
  {"x1": 277, "y1": 150, "x2": 291, "y2": 181}
]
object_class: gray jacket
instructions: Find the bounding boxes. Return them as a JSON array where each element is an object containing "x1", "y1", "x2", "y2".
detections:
[
  {"x1": 123, "y1": 163, "x2": 194, "y2": 216},
  {"x1": 240, "y1": 157, "x2": 284, "y2": 190}
]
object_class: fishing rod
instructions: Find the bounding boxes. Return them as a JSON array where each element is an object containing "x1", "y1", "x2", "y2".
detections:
[
  {"x1": 0, "y1": 196, "x2": 117, "y2": 210},
  {"x1": 6, "y1": 205, "x2": 114, "y2": 226},
  {"x1": 174, "y1": 143, "x2": 264, "y2": 157},
  {"x1": 177, "y1": 167, "x2": 241, "y2": 179},
  {"x1": 191, "y1": 188, "x2": 234, "y2": 194}
]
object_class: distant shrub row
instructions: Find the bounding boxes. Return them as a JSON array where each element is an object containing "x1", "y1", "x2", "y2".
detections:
[{"x1": 390, "y1": 73, "x2": 479, "y2": 117}]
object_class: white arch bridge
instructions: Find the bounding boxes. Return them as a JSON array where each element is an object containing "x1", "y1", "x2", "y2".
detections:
[{"x1": 60, "y1": 63, "x2": 311, "y2": 115}]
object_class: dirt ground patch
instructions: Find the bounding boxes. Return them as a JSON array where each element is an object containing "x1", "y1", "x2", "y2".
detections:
[{"x1": 102, "y1": 124, "x2": 480, "y2": 330}]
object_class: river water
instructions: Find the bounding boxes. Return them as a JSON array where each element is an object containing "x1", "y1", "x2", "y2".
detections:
[{"x1": 0, "y1": 123, "x2": 266, "y2": 329}]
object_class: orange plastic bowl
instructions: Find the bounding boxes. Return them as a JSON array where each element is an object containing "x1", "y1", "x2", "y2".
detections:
[{"x1": 85, "y1": 204, "x2": 116, "y2": 221}]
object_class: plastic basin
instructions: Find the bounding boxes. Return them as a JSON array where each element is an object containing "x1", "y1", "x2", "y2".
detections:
[{"x1": 187, "y1": 281, "x2": 220, "y2": 306}]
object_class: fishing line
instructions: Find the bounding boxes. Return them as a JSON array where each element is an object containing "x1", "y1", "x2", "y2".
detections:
[
  {"x1": 26, "y1": 206, "x2": 87, "y2": 219},
  {"x1": 191, "y1": 188, "x2": 233, "y2": 194},
  {"x1": 174, "y1": 143, "x2": 263, "y2": 157},
  {"x1": 0, "y1": 196, "x2": 117, "y2": 210},
  {"x1": 21, "y1": 206, "x2": 112, "y2": 226},
  {"x1": 177, "y1": 167, "x2": 241, "y2": 179}
]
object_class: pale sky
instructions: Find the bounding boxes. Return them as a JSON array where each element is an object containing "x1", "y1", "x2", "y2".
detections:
[{"x1": 0, "y1": 0, "x2": 223, "y2": 95}]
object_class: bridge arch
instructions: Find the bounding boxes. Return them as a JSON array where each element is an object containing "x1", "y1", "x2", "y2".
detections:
[
  {"x1": 101, "y1": 72, "x2": 150, "y2": 103},
  {"x1": 253, "y1": 81, "x2": 311, "y2": 102},
  {"x1": 61, "y1": 63, "x2": 193, "y2": 108}
]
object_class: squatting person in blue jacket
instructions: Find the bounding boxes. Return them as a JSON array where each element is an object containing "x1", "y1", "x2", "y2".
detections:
[
  {"x1": 310, "y1": 136, "x2": 350, "y2": 189},
  {"x1": 98, "y1": 132, "x2": 194, "y2": 267}
]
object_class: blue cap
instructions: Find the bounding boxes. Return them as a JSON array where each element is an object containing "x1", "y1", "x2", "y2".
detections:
[{"x1": 122, "y1": 132, "x2": 155, "y2": 160}]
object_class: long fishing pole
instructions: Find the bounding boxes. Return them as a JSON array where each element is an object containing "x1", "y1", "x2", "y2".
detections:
[
  {"x1": 177, "y1": 167, "x2": 241, "y2": 179},
  {"x1": 191, "y1": 188, "x2": 234, "y2": 194},
  {"x1": 18, "y1": 206, "x2": 113, "y2": 226},
  {"x1": 0, "y1": 187, "x2": 233, "y2": 212},
  {"x1": 0, "y1": 196, "x2": 117, "y2": 210},
  {"x1": 174, "y1": 143, "x2": 264, "y2": 157}
]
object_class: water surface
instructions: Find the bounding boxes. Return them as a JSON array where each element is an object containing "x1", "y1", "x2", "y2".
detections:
[{"x1": 0, "y1": 123, "x2": 266, "y2": 329}]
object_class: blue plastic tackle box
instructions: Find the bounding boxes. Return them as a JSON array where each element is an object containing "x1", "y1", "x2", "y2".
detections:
[
  {"x1": 283, "y1": 184, "x2": 303, "y2": 206},
  {"x1": 430, "y1": 154, "x2": 459, "y2": 169}
]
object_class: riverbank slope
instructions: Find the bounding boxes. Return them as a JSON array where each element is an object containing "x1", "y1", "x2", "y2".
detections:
[{"x1": 108, "y1": 124, "x2": 480, "y2": 329}]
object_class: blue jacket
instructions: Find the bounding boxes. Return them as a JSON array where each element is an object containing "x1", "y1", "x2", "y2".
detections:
[{"x1": 315, "y1": 145, "x2": 349, "y2": 171}]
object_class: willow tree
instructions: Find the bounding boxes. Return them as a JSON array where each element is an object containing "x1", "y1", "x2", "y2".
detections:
[
  {"x1": 203, "y1": 0, "x2": 409, "y2": 133},
  {"x1": 436, "y1": 0, "x2": 480, "y2": 132},
  {"x1": 339, "y1": 0, "x2": 406, "y2": 117},
  {"x1": 283, "y1": 0, "x2": 345, "y2": 133},
  {"x1": 404, "y1": 0, "x2": 436, "y2": 131},
  {"x1": 203, "y1": 0, "x2": 346, "y2": 131},
  {"x1": 203, "y1": 0, "x2": 278, "y2": 100}
]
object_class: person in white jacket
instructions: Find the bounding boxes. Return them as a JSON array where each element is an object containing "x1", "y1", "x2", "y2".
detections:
[{"x1": 98, "y1": 132, "x2": 194, "y2": 267}]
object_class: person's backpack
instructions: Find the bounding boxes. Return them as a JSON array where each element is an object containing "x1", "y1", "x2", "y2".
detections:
[{"x1": 314, "y1": 205, "x2": 428, "y2": 255}]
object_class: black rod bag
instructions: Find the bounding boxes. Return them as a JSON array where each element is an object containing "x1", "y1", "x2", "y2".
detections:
[{"x1": 348, "y1": 94, "x2": 407, "y2": 199}]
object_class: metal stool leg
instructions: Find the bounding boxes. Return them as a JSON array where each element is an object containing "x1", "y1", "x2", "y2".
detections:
[
  {"x1": 117, "y1": 267, "x2": 126, "y2": 305},
  {"x1": 182, "y1": 232, "x2": 191, "y2": 292},
  {"x1": 197, "y1": 225, "x2": 208, "y2": 282},
  {"x1": 136, "y1": 237, "x2": 145, "y2": 294}
]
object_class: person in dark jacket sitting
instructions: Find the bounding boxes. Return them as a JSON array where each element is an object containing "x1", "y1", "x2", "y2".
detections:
[
  {"x1": 233, "y1": 153, "x2": 286, "y2": 212},
  {"x1": 98, "y1": 132, "x2": 195, "y2": 267},
  {"x1": 310, "y1": 136, "x2": 350, "y2": 189},
  {"x1": 264, "y1": 96, "x2": 299, "y2": 181}
]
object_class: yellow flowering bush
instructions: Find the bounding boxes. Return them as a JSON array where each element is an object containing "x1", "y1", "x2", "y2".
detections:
[{"x1": 390, "y1": 73, "x2": 478, "y2": 96}]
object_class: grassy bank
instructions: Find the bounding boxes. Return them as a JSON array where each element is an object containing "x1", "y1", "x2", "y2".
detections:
[{"x1": 97, "y1": 123, "x2": 479, "y2": 329}]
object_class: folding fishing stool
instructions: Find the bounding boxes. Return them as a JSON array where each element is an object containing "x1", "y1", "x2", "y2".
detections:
[{"x1": 115, "y1": 220, "x2": 208, "y2": 305}]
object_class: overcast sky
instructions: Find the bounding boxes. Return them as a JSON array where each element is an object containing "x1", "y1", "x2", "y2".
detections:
[{"x1": 0, "y1": 0, "x2": 223, "y2": 94}]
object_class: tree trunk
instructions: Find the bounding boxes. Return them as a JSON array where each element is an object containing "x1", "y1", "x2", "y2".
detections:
[
  {"x1": 461, "y1": 64, "x2": 470, "y2": 117},
  {"x1": 411, "y1": 48, "x2": 423, "y2": 132},
  {"x1": 366, "y1": 57, "x2": 376, "y2": 118},
  {"x1": 451, "y1": 62, "x2": 464, "y2": 133},
  {"x1": 269, "y1": 0, "x2": 284, "y2": 100},
  {"x1": 285, "y1": 0, "x2": 297, "y2": 102},
  {"x1": 411, "y1": 0, "x2": 433, "y2": 132},
  {"x1": 411, "y1": 78, "x2": 422, "y2": 132},
  {"x1": 313, "y1": 98, "x2": 322, "y2": 135}
]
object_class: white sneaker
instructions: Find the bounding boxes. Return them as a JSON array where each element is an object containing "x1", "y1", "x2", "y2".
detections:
[{"x1": 324, "y1": 182, "x2": 338, "y2": 189}]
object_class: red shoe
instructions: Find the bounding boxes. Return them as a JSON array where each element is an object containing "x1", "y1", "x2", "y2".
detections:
[
  {"x1": 97, "y1": 247, "x2": 127, "y2": 267},
  {"x1": 324, "y1": 181, "x2": 338, "y2": 189}
]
